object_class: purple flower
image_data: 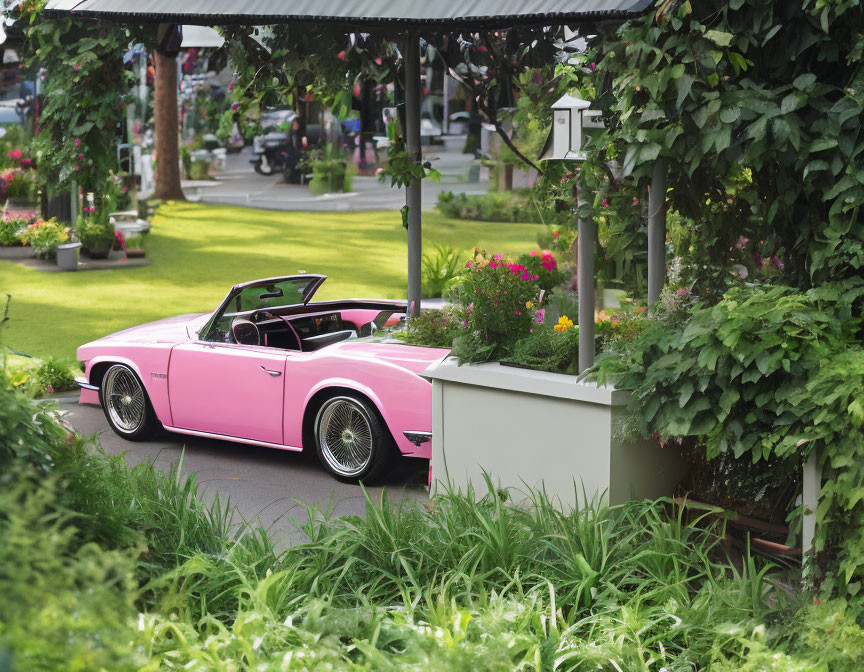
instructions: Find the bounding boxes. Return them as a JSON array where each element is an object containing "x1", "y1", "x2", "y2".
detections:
[
  {"x1": 231, "y1": 102, "x2": 240, "y2": 111},
  {"x1": 535, "y1": 309, "x2": 545, "y2": 324},
  {"x1": 460, "y1": 320, "x2": 468, "y2": 327}
]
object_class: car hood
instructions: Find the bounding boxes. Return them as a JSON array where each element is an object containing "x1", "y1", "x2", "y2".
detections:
[
  {"x1": 330, "y1": 341, "x2": 450, "y2": 376},
  {"x1": 92, "y1": 313, "x2": 210, "y2": 344}
]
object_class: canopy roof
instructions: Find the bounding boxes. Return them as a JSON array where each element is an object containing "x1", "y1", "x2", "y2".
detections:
[{"x1": 45, "y1": 0, "x2": 651, "y2": 28}]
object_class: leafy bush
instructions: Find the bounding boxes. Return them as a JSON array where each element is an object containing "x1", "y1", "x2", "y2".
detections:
[
  {"x1": 589, "y1": 281, "x2": 864, "y2": 594},
  {"x1": 394, "y1": 306, "x2": 464, "y2": 348},
  {"x1": 437, "y1": 190, "x2": 542, "y2": 223},
  {"x1": 451, "y1": 250, "x2": 547, "y2": 363},
  {"x1": 0, "y1": 210, "x2": 36, "y2": 246},
  {"x1": 0, "y1": 167, "x2": 34, "y2": 200},
  {"x1": 1, "y1": 354, "x2": 863, "y2": 669},
  {"x1": 16, "y1": 218, "x2": 69, "y2": 260},
  {"x1": 421, "y1": 244, "x2": 465, "y2": 298}
]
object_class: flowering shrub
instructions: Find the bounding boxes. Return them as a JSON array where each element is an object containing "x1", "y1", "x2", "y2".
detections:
[
  {"x1": 0, "y1": 167, "x2": 34, "y2": 201},
  {"x1": 519, "y1": 249, "x2": 566, "y2": 293},
  {"x1": 450, "y1": 249, "x2": 551, "y2": 363},
  {"x1": 18, "y1": 218, "x2": 70, "y2": 260},
  {"x1": 0, "y1": 210, "x2": 37, "y2": 246}
]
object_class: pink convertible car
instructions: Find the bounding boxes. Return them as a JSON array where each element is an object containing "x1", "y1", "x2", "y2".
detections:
[{"x1": 75, "y1": 274, "x2": 449, "y2": 482}]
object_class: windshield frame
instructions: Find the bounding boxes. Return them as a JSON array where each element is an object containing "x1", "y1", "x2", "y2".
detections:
[{"x1": 198, "y1": 274, "x2": 326, "y2": 342}]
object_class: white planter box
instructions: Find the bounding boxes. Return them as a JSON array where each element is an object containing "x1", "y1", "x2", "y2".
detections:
[{"x1": 423, "y1": 357, "x2": 686, "y2": 509}]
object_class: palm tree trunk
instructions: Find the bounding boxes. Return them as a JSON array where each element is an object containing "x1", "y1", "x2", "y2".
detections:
[{"x1": 153, "y1": 50, "x2": 185, "y2": 201}]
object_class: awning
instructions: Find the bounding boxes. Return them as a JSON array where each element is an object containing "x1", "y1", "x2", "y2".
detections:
[{"x1": 45, "y1": 0, "x2": 651, "y2": 28}]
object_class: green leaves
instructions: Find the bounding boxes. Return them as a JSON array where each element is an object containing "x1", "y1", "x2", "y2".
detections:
[{"x1": 703, "y1": 30, "x2": 735, "y2": 47}]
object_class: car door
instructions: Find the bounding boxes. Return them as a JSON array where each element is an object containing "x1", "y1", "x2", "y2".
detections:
[{"x1": 168, "y1": 341, "x2": 286, "y2": 444}]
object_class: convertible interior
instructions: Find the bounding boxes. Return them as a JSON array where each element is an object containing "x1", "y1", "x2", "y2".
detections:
[{"x1": 214, "y1": 300, "x2": 407, "y2": 352}]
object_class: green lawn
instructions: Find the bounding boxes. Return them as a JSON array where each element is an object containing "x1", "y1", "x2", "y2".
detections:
[{"x1": 0, "y1": 202, "x2": 541, "y2": 358}]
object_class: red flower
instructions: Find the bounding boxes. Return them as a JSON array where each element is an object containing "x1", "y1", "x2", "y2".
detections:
[{"x1": 337, "y1": 50, "x2": 346, "y2": 61}]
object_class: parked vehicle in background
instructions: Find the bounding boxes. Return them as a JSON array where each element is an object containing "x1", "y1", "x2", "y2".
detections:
[
  {"x1": 75, "y1": 274, "x2": 449, "y2": 482},
  {"x1": 251, "y1": 109, "x2": 321, "y2": 181}
]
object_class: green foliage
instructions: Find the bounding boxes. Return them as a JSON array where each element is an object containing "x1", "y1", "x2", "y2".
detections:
[
  {"x1": 76, "y1": 213, "x2": 114, "y2": 255},
  {"x1": 451, "y1": 251, "x2": 546, "y2": 363},
  {"x1": 19, "y1": 1, "x2": 138, "y2": 196},
  {"x1": 436, "y1": 190, "x2": 542, "y2": 223},
  {"x1": 590, "y1": 282, "x2": 864, "y2": 593},
  {"x1": 16, "y1": 217, "x2": 70, "y2": 259},
  {"x1": 0, "y1": 211, "x2": 36, "y2": 246},
  {"x1": 394, "y1": 306, "x2": 464, "y2": 348},
  {"x1": 2, "y1": 355, "x2": 864, "y2": 669},
  {"x1": 420, "y1": 244, "x2": 464, "y2": 298},
  {"x1": 587, "y1": 0, "x2": 864, "y2": 291}
]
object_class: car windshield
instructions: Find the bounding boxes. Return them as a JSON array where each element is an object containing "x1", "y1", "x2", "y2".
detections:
[
  {"x1": 231, "y1": 280, "x2": 310, "y2": 313},
  {"x1": 202, "y1": 275, "x2": 324, "y2": 342}
]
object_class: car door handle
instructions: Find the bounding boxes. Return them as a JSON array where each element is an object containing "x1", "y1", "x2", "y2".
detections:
[{"x1": 260, "y1": 366, "x2": 282, "y2": 376}]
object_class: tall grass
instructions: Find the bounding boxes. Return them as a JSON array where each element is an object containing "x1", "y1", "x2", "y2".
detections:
[{"x1": 1, "y1": 363, "x2": 862, "y2": 670}]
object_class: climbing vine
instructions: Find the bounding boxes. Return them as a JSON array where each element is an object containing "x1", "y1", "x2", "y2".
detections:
[{"x1": 16, "y1": 0, "x2": 141, "y2": 197}]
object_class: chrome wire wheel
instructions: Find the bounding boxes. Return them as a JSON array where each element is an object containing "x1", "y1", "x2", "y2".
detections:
[
  {"x1": 103, "y1": 365, "x2": 146, "y2": 434},
  {"x1": 316, "y1": 397, "x2": 374, "y2": 477}
]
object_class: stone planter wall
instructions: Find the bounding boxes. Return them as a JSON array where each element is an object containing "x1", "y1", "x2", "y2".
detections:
[{"x1": 424, "y1": 358, "x2": 687, "y2": 509}]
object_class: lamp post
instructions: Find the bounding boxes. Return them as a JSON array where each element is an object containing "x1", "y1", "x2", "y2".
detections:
[{"x1": 540, "y1": 95, "x2": 604, "y2": 373}]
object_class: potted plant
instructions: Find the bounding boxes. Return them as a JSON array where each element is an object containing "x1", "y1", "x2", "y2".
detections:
[
  {"x1": 76, "y1": 193, "x2": 114, "y2": 259},
  {"x1": 17, "y1": 218, "x2": 71, "y2": 261}
]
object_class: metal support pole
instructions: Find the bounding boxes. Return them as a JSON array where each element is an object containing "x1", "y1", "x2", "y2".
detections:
[
  {"x1": 404, "y1": 31, "x2": 422, "y2": 316},
  {"x1": 647, "y1": 160, "x2": 668, "y2": 306},
  {"x1": 577, "y1": 191, "x2": 595, "y2": 374},
  {"x1": 802, "y1": 448, "x2": 820, "y2": 561}
]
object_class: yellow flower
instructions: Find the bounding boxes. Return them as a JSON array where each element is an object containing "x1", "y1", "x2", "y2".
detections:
[
  {"x1": 554, "y1": 315, "x2": 574, "y2": 332},
  {"x1": 525, "y1": 301, "x2": 534, "y2": 309}
]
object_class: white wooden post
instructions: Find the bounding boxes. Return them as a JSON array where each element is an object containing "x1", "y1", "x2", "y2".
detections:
[
  {"x1": 577, "y1": 189, "x2": 595, "y2": 373},
  {"x1": 801, "y1": 448, "x2": 820, "y2": 560}
]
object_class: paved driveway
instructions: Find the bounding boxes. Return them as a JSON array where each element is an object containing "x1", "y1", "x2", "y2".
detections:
[{"x1": 59, "y1": 397, "x2": 429, "y2": 548}]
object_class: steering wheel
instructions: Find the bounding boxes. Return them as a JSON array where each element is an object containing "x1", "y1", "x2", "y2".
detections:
[{"x1": 231, "y1": 317, "x2": 260, "y2": 346}]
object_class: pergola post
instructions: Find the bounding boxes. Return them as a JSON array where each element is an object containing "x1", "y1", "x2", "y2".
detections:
[
  {"x1": 577, "y1": 189, "x2": 595, "y2": 374},
  {"x1": 404, "y1": 31, "x2": 422, "y2": 316},
  {"x1": 647, "y1": 160, "x2": 667, "y2": 306}
]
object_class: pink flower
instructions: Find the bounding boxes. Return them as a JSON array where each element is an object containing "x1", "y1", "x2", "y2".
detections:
[
  {"x1": 529, "y1": 250, "x2": 539, "y2": 257},
  {"x1": 7, "y1": 149, "x2": 21, "y2": 160},
  {"x1": 632, "y1": 197, "x2": 639, "y2": 206},
  {"x1": 460, "y1": 320, "x2": 468, "y2": 327},
  {"x1": 465, "y1": 260, "x2": 473, "y2": 268},
  {"x1": 677, "y1": 287, "x2": 688, "y2": 296},
  {"x1": 602, "y1": 198, "x2": 609, "y2": 208},
  {"x1": 78, "y1": 153, "x2": 84, "y2": 160},
  {"x1": 375, "y1": 57, "x2": 383, "y2": 65},
  {"x1": 589, "y1": 62, "x2": 596, "y2": 71},
  {"x1": 514, "y1": 310, "x2": 522, "y2": 315},
  {"x1": 46, "y1": 385, "x2": 54, "y2": 394},
  {"x1": 231, "y1": 102, "x2": 240, "y2": 111},
  {"x1": 228, "y1": 80, "x2": 235, "y2": 91},
  {"x1": 493, "y1": 253, "x2": 503, "y2": 260},
  {"x1": 773, "y1": 256, "x2": 784, "y2": 270},
  {"x1": 531, "y1": 274, "x2": 539, "y2": 280},
  {"x1": 337, "y1": 50, "x2": 346, "y2": 61},
  {"x1": 73, "y1": 65, "x2": 81, "y2": 71},
  {"x1": 467, "y1": 303, "x2": 473, "y2": 312},
  {"x1": 489, "y1": 261, "x2": 498, "y2": 269},
  {"x1": 74, "y1": 165, "x2": 81, "y2": 171},
  {"x1": 535, "y1": 309, "x2": 545, "y2": 324},
  {"x1": 20, "y1": 158, "x2": 31, "y2": 166},
  {"x1": 74, "y1": 139, "x2": 81, "y2": 147},
  {"x1": 541, "y1": 258, "x2": 557, "y2": 271},
  {"x1": 521, "y1": 271, "x2": 531, "y2": 281}
]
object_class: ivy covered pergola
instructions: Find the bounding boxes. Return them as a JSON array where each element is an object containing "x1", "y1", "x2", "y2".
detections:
[{"x1": 45, "y1": 0, "x2": 652, "y2": 317}]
